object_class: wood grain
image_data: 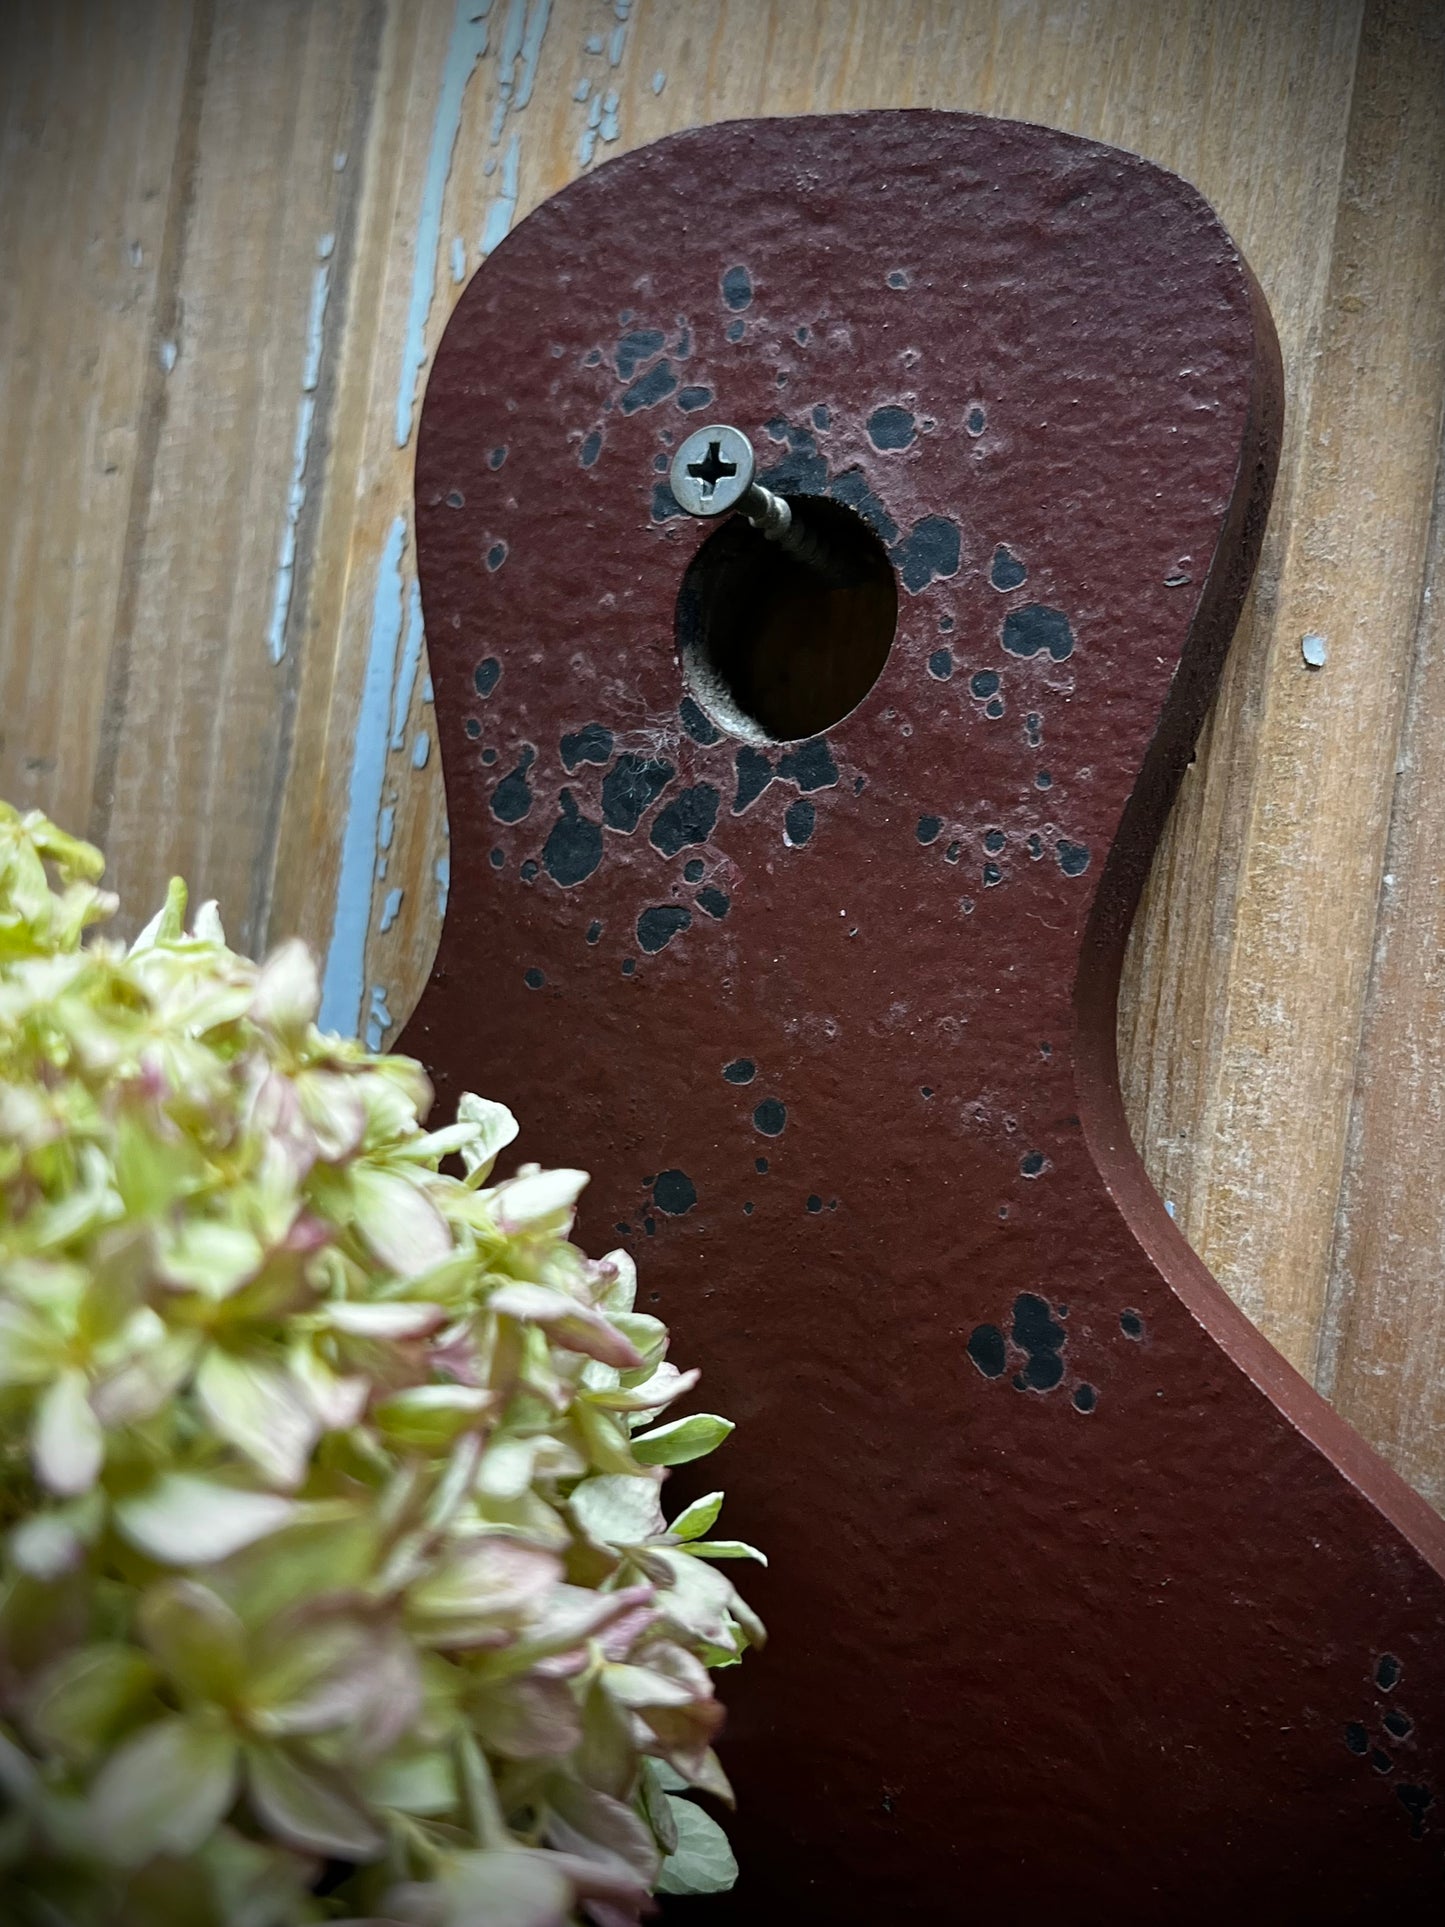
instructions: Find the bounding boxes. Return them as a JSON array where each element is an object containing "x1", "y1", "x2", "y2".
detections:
[{"x1": 4, "y1": 0, "x2": 1445, "y2": 1505}]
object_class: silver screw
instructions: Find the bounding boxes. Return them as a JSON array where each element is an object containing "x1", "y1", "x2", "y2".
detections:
[{"x1": 668, "y1": 424, "x2": 833, "y2": 574}]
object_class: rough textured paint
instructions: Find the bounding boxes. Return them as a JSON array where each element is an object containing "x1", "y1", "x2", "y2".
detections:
[
  {"x1": 267, "y1": 239, "x2": 333, "y2": 664},
  {"x1": 402, "y1": 113, "x2": 1445, "y2": 1921},
  {"x1": 480, "y1": 134, "x2": 521, "y2": 255},
  {"x1": 320, "y1": 515, "x2": 406, "y2": 1036},
  {"x1": 390, "y1": 580, "x2": 425, "y2": 751}
]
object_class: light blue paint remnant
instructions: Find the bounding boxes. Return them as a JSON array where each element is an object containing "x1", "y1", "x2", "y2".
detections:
[
  {"x1": 379, "y1": 805, "x2": 396, "y2": 852},
  {"x1": 608, "y1": 23, "x2": 625, "y2": 64},
  {"x1": 615, "y1": 0, "x2": 631, "y2": 19},
  {"x1": 412, "y1": 731, "x2": 432, "y2": 770},
  {"x1": 578, "y1": 126, "x2": 597, "y2": 166},
  {"x1": 365, "y1": 984, "x2": 395, "y2": 1052},
  {"x1": 379, "y1": 887, "x2": 404, "y2": 934},
  {"x1": 585, "y1": 33, "x2": 603, "y2": 53},
  {"x1": 333, "y1": 150, "x2": 348, "y2": 171},
  {"x1": 390, "y1": 579, "x2": 425, "y2": 752},
  {"x1": 267, "y1": 247, "x2": 334, "y2": 663},
  {"x1": 320, "y1": 516, "x2": 407, "y2": 1037},
  {"x1": 600, "y1": 90, "x2": 619, "y2": 142},
  {"x1": 435, "y1": 852, "x2": 451, "y2": 918},
  {"x1": 395, "y1": 0, "x2": 495, "y2": 449},
  {"x1": 651, "y1": 69, "x2": 665, "y2": 94},
  {"x1": 423, "y1": 674, "x2": 434, "y2": 703},
  {"x1": 572, "y1": 76, "x2": 590, "y2": 100},
  {"x1": 587, "y1": 90, "x2": 603, "y2": 129},
  {"x1": 451, "y1": 235, "x2": 466, "y2": 282},
  {"x1": 159, "y1": 338, "x2": 178, "y2": 372},
  {"x1": 481, "y1": 134, "x2": 520, "y2": 255},
  {"x1": 515, "y1": 0, "x2": 550, "y2": 108}
]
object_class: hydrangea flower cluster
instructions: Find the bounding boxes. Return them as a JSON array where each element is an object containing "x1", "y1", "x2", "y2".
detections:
[{"x1": 0, "y1": 804, "x2": 762, "y2": 1925}]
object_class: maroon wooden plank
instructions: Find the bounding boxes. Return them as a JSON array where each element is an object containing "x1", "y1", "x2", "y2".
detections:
[{"x1": 402, "y1": 112, "x2": 1445, "y2": 1919}]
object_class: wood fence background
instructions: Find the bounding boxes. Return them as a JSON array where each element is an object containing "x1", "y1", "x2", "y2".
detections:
[{"x1": 3, "y1": 0, "x2": 1444, "y2": 1506}]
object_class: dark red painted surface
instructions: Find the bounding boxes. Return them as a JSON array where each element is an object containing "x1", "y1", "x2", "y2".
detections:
[{"x1": 403, "y1": 113, "x2": 1445, "y2": 1920}]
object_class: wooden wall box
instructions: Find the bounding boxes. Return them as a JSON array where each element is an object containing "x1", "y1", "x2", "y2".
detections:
[{"x1": 403, "y1": 112, "x2": 1445, "y2": 1920}]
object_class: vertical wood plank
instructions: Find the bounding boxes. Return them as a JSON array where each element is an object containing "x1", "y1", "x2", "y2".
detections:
[{"x1": 0, "y1": 0, "x2": 196, "y2": 841}]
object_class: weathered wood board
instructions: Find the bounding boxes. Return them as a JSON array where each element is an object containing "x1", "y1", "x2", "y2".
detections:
[{"x1": 2, "y1": 0, "x2": 1445, "y2": 1508}]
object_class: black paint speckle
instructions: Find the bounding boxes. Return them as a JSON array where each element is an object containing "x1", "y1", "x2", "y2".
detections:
[
  {"x1": 602, "y1": 754, "x2": 674, "y2": 833},
  {"x1": 721, "y1": 265, "x2": 753, "y2": 311},
  {"x1": 677, "y1": 385, "x2": 714, "y2": 413},
  {"x1": 490, "y1": 746, "x2": 536, "y2": 824},
  {"x1": 725, "y1": 1059, "x2": 756, "y2": 1085},
  {"x1": 481, "y1": 746, "x2": 497, "y2": 765},
  {"x1": 637, "y1": 906, "x2": 691, "y2": 954},
  {"x1": 683, "y1": 858, "x2": 705, "y2": 882},
  {"x1": 486, "y1": 542, "x2": 507, "y2": 572},
  {"x1": 621, "y1": 361, "x2": 678, "y2": 413},
  {"x1": 1370, "y1": 1749, "x2": 1394, "y2": 1775},
  {"x1": 984, "y1": 829, "x2": 1006, "y2": 854},
  {"x1": 579, "y1": 430, "x2": 602, "y2": 469},
  {"x1": 1012, "y1": 1292, "x2": 1067, "y2": 1392},
  {"x1": 983, "y1": 863, "x2": 1002, "y2": 887},
  {"x1": 989, "y1": 545, "x2": 1028, "y2": 591},
  {"x1": 1056, "y1": 840, "x2": 1091, "y2": 877},
  {"x1": 886, "y1": 268, "x2": 910, "y2": 290},
  {"x1": 967, "y1": 1324, "x2": 1007, "y2": 1379},
  {"x1": 489, "y1": 847, "x2": 504, "y2": 869},
  {"x1": 1376, "y1": 1654, "x2": 1403, "y2": 1692},
  {"x1": 561, "y1": 722, "x2": 614, "y2": 771},
  {"x1": 474, "y1": 657, "x2": 501, "y2": 698},
  {"x1": 651, "y1": 782, "x2": 720, "y2": 856},
  {"x1": 524, "y1": 968, "x2": 544, "y2": 989},
  {"x1": 445, "y1": 489, "x2": 464, "y2": 508},
  {"x1": 1072, "y1": 1384, "x2": 1097, "y2": 1413},
  {"x1": 1019, "y1": 1151, "x2": 1046, "y2": 1179},
  {"x1": 894, "y1": 515, "x2": 961, "y2": 593},
  {"x1": 777, "y1": 737, "x2": 839, "y2": 792},
  {"x1": 733, "y1": 746, "x2": 775, "y2": 813},
  {"x1": 965, "y1": 403, "x2": 987, "y2": 436},
  {"x1": 615, "y1": 328, "x2": 666, "y2": 379},
  {"x1": 519, "y1": 859, "x2": 539, "y2": 882},
  {"x1": 465, "y1": 717, "x2": 481, "y2": 739},
  {"x1": 586, "y1": 920, "x2": 602, "y2": 945},
  {"x1": 542, "y1": 789, "x2": 603, "y2": 887},
  {"x1": 928, "y1": 648, "x2": 954, "y2": 680},
  {"x1": 1383, "y1": 1709, "x2": 1413, "y2": 1739},
  {"x1": 806, "y1": 1194, "x2": 823, "y2": 1214},
  {"x1": 812, "y1": 403, "x2": 831, "y2": 430},
  {"x1": 785, "y1": 798, "x2": 815, "y2": 846},
  {"x1": 867, "y1": 405, "x2": 916, "y2": 451},
  {"x1": 916, "y1": 815, "x2": 942, "y2": 845},
  {"x1": 1120, "y1": 1310, "x2": 1144, "y2": 1340},
  {"x1": 1344, "y1": 1722, "x2": 1369, "y2": 1756},
  {"x1": 1027, "y1": 833, "x2": 1044, "y2": 861},
  {"x1": 1396, "y1": 1784, "x2": 1433, "y2": 1838},
  {"x1": 725, "y1": 320, "x2": 745, "y2": 343},
  {"x1": 828, "y1": 467, "x2": 900, "y2": 546},
  {"x1": 1036, "y1": 770, "x2": 1053, "y2": 790},
  {"x1": 679, "y1": 696, "x2": 720, "y2": 744},
  {"x1": 696, "y1": 885, "x2": 730, "y2": 919},
  {"x1": 621, "y1": 958, "x2": 636, "y2": 977},
  {"x1": 944, "y1": 841, "x2": 960, "y2": 864},
  {"x1": 985, "y1": 696, "x2": 1005, "y2": 718},
  {"x1": 653, "y1": 1169, "x2": 697, "y2": 1216},
  {"x1": 651, "y1": 481, "x2": 683, "y2": 522},
  {"x1": 1002, "y1": 604, "x2": 1075, "y2": 662},
  {"x1": 753, "y1": 1098, "x2": 787, "y2": 1137},
  {"x1": 970, "y1": 671, "x2": 999, "y2": 700}
]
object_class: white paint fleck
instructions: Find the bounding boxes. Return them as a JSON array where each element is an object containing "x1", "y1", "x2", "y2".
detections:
[
  {"x1": 159, "y1": 338, "x2": 178, "y2": 372},
  {"x1": 483, "y1": 156, "x2": 497, "y2": 176},
  {"x1": 435, "y1": 852, "x2": 451, "y2": 918},
  {"x1": 267, "y1": 247, "x2": 333, "y2": 662},
  {"x1": 379, "y1": 887, "x2": 404, "y2": 933},
  {"x1": 481, "y1": 133, "x2": 520, "y2": 255},
  {"x1": 578, "y1": 127, "x2": 597, "y2": 166},
  {"x1": 608, "y1": 22, "x2": 625, "y2": 64},
  {"x1": 412, "y1": 731, "x2": 432, "y2": 769},
  {"x1": 587, "y1": 90, "x2": 603, "y2": 130},
  {"x1": 585, "y1": 33, "x2": 603, "y2": 53},
  {"x1": 451, "y1": 235, "x2": 466, "y2": 282},
  {"x1": 379, "y1": 805, "x2": 396, "y2": 851},
  {"x1": 332, "y1": 150, "x2": 348, "y2": 171},
  {"x1": 1301, "y1": 632, "x2": 1327, "y2": 669},
  {"x1": 600, "y1": 89, "x2": 620, "y2": 142},
  {"x1": 365, "y1": 984, "x2": 395, "y2": 1051},
  {"x1": 1164, "y1": 1199, "x2": 1177, "y2": 1220},
  {"x1": 651, "y1": 69, "x2": 665, "y2": 94},
  {"x1": 572, "y1": 77, "x2": 590, "y2": 100},
  {"x1": 318, "y1": 231, "x2": 335, "y2": 261},
  {"x1": 423, "y1": 674, "x2": 434, "y2": 703}
]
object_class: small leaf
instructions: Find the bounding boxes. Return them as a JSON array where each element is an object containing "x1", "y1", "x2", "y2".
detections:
[
  {"x1": 570, "y1": 1474, "x2": 665, "y2": 1549},
  {"x1": 325, "y1": 1299, "x2": 448, "y2": 1338},
  {"x1": 455, "y1": 1092, "x2": 520, "y2": 1179},
  {"x1": 546, "y1": 1778, "x2": 660, "y2": 1885},
  {"x1": 630, "y1": 1413, "x2": 734, "y2": 1468},
  {"x1": 668, "y1": 1492, "x2": 723, "y2": 1542},
  {"x1": 250, "y1": 938, "x2": 319, "y2": 1035},
  {"x1": 490, "y1": 1166, "x2": 588, "y2": 1233},
  {"x1": 90, "y1": 1714, "x2": 239, "y2": 1864},
  {"x1": 140, "y1": 1580, "x2": 247, "y2": 1703},
  {"x1": 490, "y1": 1283, "x2": 641, "y2": 1369},
  {"x1": 684, "y1": 1540, "x2": 767, "y2": 1564},
  {"x1": 117, "y1": 1474, "x2": 295, "y2": 1566},
  {"x1": 655, "y1": 1796, "x2": 738, "y2": 1895},
  {"x1": 350, "y1": 1165, "x2": 453, "y2": 1278},
  {"x1": 196, "y1": 1346, "x2": 319, "y2": 1488},
  {"x1": 244, "y1": 1740, "x2": 382, "y2": 1859},
  {"x1": 32, "y1": 1368, "x2": 103, "y2": 1496}
]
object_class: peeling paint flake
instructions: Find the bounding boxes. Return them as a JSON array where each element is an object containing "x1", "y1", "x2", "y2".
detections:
[
  {"x1": 481, "y1": 133, "x2": 521, "y2": 256},
  {"x1": 390, "y1": 580, "x2": 425, "y2": 751},
  {"x1": 379, "y1": 887, "x2": 404, "y2": 934},
  {"x1": 267, "y1": 245, "x2": 334, "y2": 664}
]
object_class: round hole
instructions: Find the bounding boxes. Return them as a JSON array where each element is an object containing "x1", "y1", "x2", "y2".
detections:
[{"x1": 675, "y1": 495, "x2": 897, "y2": 743}]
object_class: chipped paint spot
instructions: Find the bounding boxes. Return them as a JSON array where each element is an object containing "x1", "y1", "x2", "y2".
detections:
[
  {"x1": 379, "y1": 887, "x2": 404, "y2": 934},
  {"x1": 651, "y1": 69, "x2": 666, "y2": 93},
  {"x1": 266, "y1": 240, "x2": 334, "y2": 664},
  {"x1": 481, "y1": 133, "x2": 521, "y2": 255},
  {"x1": 365, "y1": 984, "x2": 394, "y2": 1051},
  {"x1": 1302, "y1": 632, "x2": 1327, "y2": 668},
  {"x1": 390, "y1": 579, "x2": 425, "y2": 751},
  {"x1": 451, "y1": 236, "x2": 466, "y2": 282},
  {"x1": 411, "y1": 731, "x2": 431, "y2": 769},
  {"x1": 321, "y1": 515, "x2": 408, "y2": 1037},
  {"x1": 396, "y1": 0, "x2": 495, "y2": 449},
  {"x1": 435, "y1": 852, "x2": 450, "y2": 919},
  {"x1": 159, "y1": 337, "x2": 178, "y2": 372}
]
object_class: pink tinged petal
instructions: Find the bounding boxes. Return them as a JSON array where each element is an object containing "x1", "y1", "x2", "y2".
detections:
[
  {"x1": 569, "y1": 1475, "x2": 666, "y2": 1549},
  {"x1": 244, "y1": 1740, "x2": 382, "y2": 1860},
  {"x1": 391, "y1": 1850, "x2": 574, "y2": 1927},
  {"x1": 467, "y1": 1673, "x2": 582, "y2": 1761},
  {"x1": 140, "y1": 1579, "x2": 247, "y2": 1701},
  {"x1": 489, "y1": 1284, "x2": 641, "y2": 1370},
  {"x1": 546, "y1": 1781, "x2": 660, "y2": 1886},
  {"x1": 91, "y1": 1330, "x2": 200, "y2": 1426},
  {"x1": 90, "y1": 1715, "x2": 240, "y2": 1864},
  {"x1": 116, "y1": 1473, "x2": 296, "y2": 1566},
  {"x1": 295, "y1": 1070, "x2": 367, "y2": 1161},
  {"x1": 325, "y1": 1300, "x2": 448, "y2": 1338},
  {"x1": 32, "y1": 1368, "x2": 103, "y2": 1496},
  {"x1": 408, "y1": 1538, "x2": 562, "y2": 1647},
  {"x1": 587, "y1": 1363, "x2": 699, "y2": 1414},
  {"x1": 491, "y1": 1166, "x2": 589, "y2": 1234},
  {"x1": 289, "y1": 1343, "x2": 370, "y2": 1431},
  {"x1": 196, "y1": 1347, "x2": 319, "y2": 1489},
  {"x1": 250, "y1": 937, "x2": 320, "y2": 1034},
  {"x1": 250, "y1": 1621, "x2": 420, "y2": 1748},
  {"x1": 519, "y1": 1584, "x2": 658, "y2": 1666},
  {"x1": 350, "y1": 1166, "x2": 453, "y2": 1278},
  {"x1": 596, "y1": 1249, "x2": 637, "y2": 1316},
  {"x1": 454, "y1": 1092, "x2": 519, "y2": 1179}
]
